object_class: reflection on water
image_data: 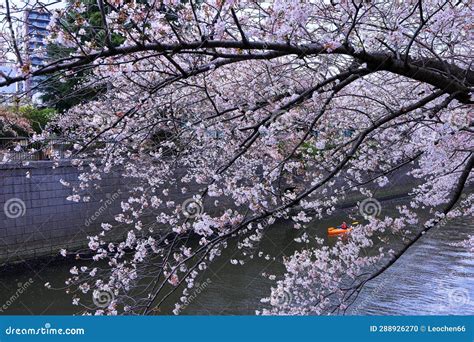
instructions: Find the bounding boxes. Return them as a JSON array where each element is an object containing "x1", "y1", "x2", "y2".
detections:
[
  {"x1": 348, "y1": 216, "x2": 474, "y2": 315},
  {"x1": 0, "y1": 199, "x2": 472, "y2": 315}
]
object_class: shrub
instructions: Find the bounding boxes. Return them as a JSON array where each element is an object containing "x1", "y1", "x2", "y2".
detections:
[{"x1": 19, "y1": 106, "x2": 56, "y2": 133}]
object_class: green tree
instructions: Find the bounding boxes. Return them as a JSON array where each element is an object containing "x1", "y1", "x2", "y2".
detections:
[
  {"x1": 19, "y1": 105, "x2": 56, "y2": 133},
  {"x1": 40, "y1": 0, "x2": 125, "y2": 111}
]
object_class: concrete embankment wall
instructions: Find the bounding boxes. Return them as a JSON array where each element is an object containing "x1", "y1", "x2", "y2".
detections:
[
  {"x1": 0, "y1": 161, "x2": 130, "y2": 264},
  {"x1": 0, "y1": 160, "x2": 422, "y2": 265},
  {"x1": 0, "y1": 160, "x2": 238, "y2": 265}
]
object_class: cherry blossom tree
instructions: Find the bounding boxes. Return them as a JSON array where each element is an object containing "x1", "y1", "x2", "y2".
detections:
[{"x1": 1, "y1": 0, "x2": 472, "y2": 315}]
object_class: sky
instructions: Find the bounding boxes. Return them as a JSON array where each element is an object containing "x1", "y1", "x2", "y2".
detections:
[{"x1": 0, "y1": 0, "x2": 64, "y2": 93}]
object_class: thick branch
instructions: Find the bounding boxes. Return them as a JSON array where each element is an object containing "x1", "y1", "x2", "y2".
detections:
[{"x1": 1, "y1": 40, "x2": 471, "y2": 103}]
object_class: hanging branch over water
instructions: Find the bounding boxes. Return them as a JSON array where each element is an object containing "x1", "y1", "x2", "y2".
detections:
[{"x1": 1, "y1": 0, "x2": 472, "y2": 315}]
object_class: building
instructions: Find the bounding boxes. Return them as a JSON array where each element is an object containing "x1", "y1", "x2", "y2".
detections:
[
  {"x1": 23, "y1": 8, "x2": 51, "y2": 94},
  {"x1": 0, "y1": 64, "x2": 22, "y2": 106},
  {"x1": 0, "y1": 65, "x2": 19, "y2": 94}
]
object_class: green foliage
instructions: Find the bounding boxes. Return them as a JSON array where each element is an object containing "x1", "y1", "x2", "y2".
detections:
[
  {"x1": 40, "y1": 0, "x2": 122, "y2": 110},
  {"x1": 40, "y1": 69, "x2": 106, "y2": 112},
  {"x1": 19, "y1": 106, "x2": 56, "y2": 133},
  {"x1": 300, "y1": 141, "x2": 321, "y2": 157}
]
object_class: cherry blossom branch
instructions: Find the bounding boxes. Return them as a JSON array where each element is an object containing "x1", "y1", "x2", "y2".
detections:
[
  {"x1": 344, "y1": 154, "x2": 473, "y2": 310},
  {"x1": 1, "y1": 40, "x2": 471, "y2": 103}
]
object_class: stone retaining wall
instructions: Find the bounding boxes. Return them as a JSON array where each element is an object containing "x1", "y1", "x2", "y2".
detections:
[
  {"x1": 0, "y1": 161, "x2": 129, "y2": 264},
  {"x1": 0, "y1": 160, "x2": 424, "y2": 265}
]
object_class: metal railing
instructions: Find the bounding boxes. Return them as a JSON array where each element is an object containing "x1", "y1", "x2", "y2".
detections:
[{"x1": 0, "y1": 137, "x2": 73, "y2": 163}]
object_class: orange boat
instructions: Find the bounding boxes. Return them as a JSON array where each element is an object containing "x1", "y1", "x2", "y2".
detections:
[
  {"x1": 327, "y1": 222, "x2": 358, "y2": 236},
  {"x1": 327, "y1": 227, "x2": 353, "y2": 236}
]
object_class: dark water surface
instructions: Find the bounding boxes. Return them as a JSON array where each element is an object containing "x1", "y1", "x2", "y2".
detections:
[{"x1": 0, "y1": 199, "x2": 472, "y2": 315}]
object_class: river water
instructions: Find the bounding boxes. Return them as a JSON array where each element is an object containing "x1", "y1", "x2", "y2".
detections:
[{"x1": 0, "y1": 199, "x2": 472, "y2": 315}]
